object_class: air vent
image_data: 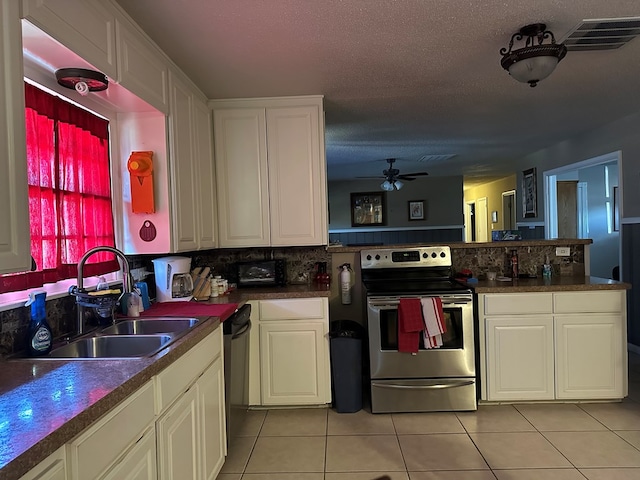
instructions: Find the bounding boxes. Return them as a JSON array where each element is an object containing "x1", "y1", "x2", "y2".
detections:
[
  {"x1": 416, "y1": 154, "x2": 457, "y2": 163},
  {"x1": 562, "y1": 17, "x2": 640, "y2": 51}
]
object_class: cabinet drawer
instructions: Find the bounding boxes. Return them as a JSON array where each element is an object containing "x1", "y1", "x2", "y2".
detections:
[
  {"x1": 483, "y1": 293, "x2": 553, "y2": 315},
  {"x1": 260, "y1": 298, "x2": 327, "y2": 321},
  {"x1": 155, "y1": 327, "x2": 222, "y2": 414},
  {"x1": 554, "y1": 291, "x2": 623, "y2": 313},
  {"x1": 68, "y1": 381, "x2": 154, "y2": 480}
]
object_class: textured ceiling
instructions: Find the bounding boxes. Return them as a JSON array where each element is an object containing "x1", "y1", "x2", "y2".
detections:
[{"x1": 114, "y1": 0, "x2": 640, "y2": 185}]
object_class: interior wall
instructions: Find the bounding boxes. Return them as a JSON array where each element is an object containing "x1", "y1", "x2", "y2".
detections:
[
  {"x1": 328, "y1": 176, "x2": 463, "y2": 230},
  {"x1": 464, "y1": 175, "x2": 517, "y2": 233}
]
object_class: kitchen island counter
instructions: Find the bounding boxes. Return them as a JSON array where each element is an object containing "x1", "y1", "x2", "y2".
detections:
[
  {"x1": 464, "y1": 275, "x2": 630, "y2": 293},
  {"x1": 0, "y1": 314, "x2": 223, "y2": 479}
]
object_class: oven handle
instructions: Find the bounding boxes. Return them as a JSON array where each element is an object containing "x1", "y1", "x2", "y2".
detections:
[
  {"x1": 368, "y1": 297, "x2": 472, "y2": 308},
  {"x1": 371, "y1": 380, "x2": 475, "y2": 390}
]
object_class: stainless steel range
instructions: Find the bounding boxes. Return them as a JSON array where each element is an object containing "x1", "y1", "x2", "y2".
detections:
[{"x1": 361, "y1": 245, "x2": 476, "y2": 413}]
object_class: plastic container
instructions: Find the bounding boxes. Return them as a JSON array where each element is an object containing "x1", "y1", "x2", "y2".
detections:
[
  {"x1": 329, "y1": 320, "x2": 365, "y2": 413},
  {"x1": 26, "y1": 292, "x2": 52, "y2": 356}
]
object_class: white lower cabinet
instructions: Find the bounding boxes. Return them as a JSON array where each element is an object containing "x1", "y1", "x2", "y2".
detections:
[
  {"x1": 19, "y1": 446, "x2": 66, "y2": 480},
  {"x1": 485, "y1": 316, "x2": 555, "y2": 401},
  {"x1": 479, "y1": 291, "x2": 627, "y2": 402},
  {"x1": 101, "y1": 426, "x2": 157, "y2": 480},
  {"x1": 198, "y1": 356, "x2": 226, "y2": 480},
  {"x1": 157, "y1": 384, "x2": 199, "y2": 479},
  {"x1": 249, "y1": 297, "x2": 331, "y2": 406}
]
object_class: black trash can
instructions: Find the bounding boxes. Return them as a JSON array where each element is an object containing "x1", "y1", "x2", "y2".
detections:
[{"x1": 329, "y1": 320, "x2": 365, "y2": 413}]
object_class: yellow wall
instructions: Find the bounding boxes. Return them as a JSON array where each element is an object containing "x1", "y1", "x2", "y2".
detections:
[{"x1": 464, "y1": 175, "x2": 517, "y2": 232}]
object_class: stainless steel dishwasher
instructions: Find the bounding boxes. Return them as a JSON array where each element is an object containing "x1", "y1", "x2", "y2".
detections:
[{"x1": 223, "y1": 303, "x2": 251, "y2": 444}]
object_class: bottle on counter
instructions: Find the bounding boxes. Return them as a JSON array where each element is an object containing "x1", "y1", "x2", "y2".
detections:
[
  {"x1": 510, "y1": 249, "x2": 519, "y2": 279},
  {"x1": 26, "y1": 291, "x2": 52, "y2": 356},
  {"x1": 543, "y1": 254, "x2": 552, "y2": 278}
]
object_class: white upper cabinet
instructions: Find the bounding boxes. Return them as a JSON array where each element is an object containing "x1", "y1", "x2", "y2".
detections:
[
  {"x1": 212, "y1": 96, "x2": 327, "y2": 248},
  {"x1": 115, "y1": 18, "x2": 168, "y2": 113},
  {"x1": 22, "y1": 0, "x2": 118, "y2": 79},
  {"x1": 0, "y1": 0, "x2": 31, "y2": 274},
  {"x1": 193, "y1": 97, "x2": 217, "y2": 250}
]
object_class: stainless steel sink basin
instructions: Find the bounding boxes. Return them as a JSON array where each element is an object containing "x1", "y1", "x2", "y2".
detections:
[
  {"x1": 47, "y1": 334, "x2": 173, "y2": 359},
  {"x1": 100, "y1": 317, "x2": 199, "y2": 336}
]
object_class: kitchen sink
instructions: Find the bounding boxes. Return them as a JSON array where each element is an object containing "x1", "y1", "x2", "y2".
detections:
[
  {"x1": 47, "y1": 334, "x2": 173, "y2": 359},
  {"x1": 100, "y1": 317, "x2": 199, "y2": 336}
]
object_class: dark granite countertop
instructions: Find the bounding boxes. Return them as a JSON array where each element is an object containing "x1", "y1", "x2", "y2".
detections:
[
  {"x1": 328, "y1": 239, "x2": 593, "y2": 253},
  {"x1": 462, "y1": 275, "x2": 630, "y2": 293},
  {"x1": 203, "y1": 283, "x2": 331, "y2": 303},
  {"x1": 0, "y1": 315, "x2": 223, "y2": 479}
]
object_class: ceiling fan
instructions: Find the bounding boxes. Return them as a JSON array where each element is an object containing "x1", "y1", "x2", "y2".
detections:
[{"x1": 358, "y1": 158, "x2": 429, "y2": 191}]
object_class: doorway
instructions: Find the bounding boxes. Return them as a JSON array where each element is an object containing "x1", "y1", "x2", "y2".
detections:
[
  {"x1": 465, "y1": 202, "x2": 476, "y2": 242},
  {"x1": 544, "y1": 151, "x2": 621, "y2": 279},
  {"x1": 476, "y1": 197, "x2": 489, "y2": 242},
  {"x1": 502, "y1": 190, "x2": 516, "y2": 230}
]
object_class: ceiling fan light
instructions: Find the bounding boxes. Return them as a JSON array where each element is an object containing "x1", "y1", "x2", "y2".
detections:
[
  {"x1": 394, "y1": 180, "x2": 404, "y2": 190},
  {"x1": 381, "y1": 180, "x2": 394, "y2": 191},
  {"x1": 500, "y1": 23, "x2": 567, "y2": 87},
  {"x1": 508, "y1": 54, "x2": 559, "y2": 86}
]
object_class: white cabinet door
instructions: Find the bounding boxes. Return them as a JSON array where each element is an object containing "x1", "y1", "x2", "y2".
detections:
[
  {"x1": 260, "y1": 321, "x2": 330, "y2": 405},
  {"x1": 0, "y1": 0, "x2": 30, "y2": 275},
  {"x1": 555, "y1": 314, "x2": 624, "y2": 399},
  {"x1": 193, "y1": 98, "x2": 217, "y2": 250},
  {"x1": 214, "y1": 108, "x2": 270, "y2": 247},
  {"x1": 157, "y1": 384, "x2": 199, "y2": 480},
  {"x1": 168, "y1": 71, "x2": 198, "y2": 252},
  {"x1": 101, "y1": 426, "x2": 157, "y2": 480},
  {"x1": 115, "y1": 19, "x2": 168, "y2": 113},
  {"x1": 266, "y1": 105, "x2": 327, "y2": 246},
  {"x1": 198, "y1": 356, "x2": 226, "y2": 480},
  {"x1": 485, "y1": 316, "x2": 555, "y2": 401},
  {"x1": 22, "y1": 0, "x2": 117, "y2": 79},
  {"x1": 19, "y1": 446, "x2": 66, "y2": 480}
]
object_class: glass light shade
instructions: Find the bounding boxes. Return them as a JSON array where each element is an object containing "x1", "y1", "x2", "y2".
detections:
[
  {"x1": 508, "y1": 54, "x2": 559, "y2": 84},
  {"x1": 381, "y1": 180, "x2": 394, "y2": 191},
  {"x1": 394, "y1": 180, "x2": 404, "y2": 190}
]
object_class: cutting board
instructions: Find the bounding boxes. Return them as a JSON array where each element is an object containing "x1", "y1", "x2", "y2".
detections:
[{"x1": 140, "y1": 302, "x2": 239, "y2": 322}]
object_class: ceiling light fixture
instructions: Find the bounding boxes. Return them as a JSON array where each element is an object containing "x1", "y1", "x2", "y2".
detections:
[
  {"x1": 380, "y1": 179, "x2": 403, "y2": 191},
  {"x1": 500, "y1": 23, "x2": 567, "y2": 87}
]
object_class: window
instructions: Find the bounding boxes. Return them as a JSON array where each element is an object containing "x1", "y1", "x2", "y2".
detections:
[{"x1": 0, "y1": 83, "x2": 119, "y2": 294}]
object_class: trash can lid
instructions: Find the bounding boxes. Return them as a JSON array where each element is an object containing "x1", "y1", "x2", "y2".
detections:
[{"x1": 329, "y1": 319, "x2": 365, "y2": 339}]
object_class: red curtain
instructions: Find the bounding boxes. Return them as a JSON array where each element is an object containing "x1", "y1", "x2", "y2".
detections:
[{"x1": 0, "y1": 83, "x2": 119, "y2": 294}]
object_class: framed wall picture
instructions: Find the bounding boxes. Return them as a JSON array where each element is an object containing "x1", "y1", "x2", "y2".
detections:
[
  {"x1": 351, "y1": 192, "x2": 385, "y2": 227},
  {"x1": 522, "y1": 167, "x2": 537, "y2": 218},
  {"x1": 408, "y1": 200, "x2": 424, "y2": 221}
]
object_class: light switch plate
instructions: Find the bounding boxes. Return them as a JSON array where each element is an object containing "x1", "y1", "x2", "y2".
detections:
[{"x1": 556, "y1": 247, "x2": 570, "y2": 256}]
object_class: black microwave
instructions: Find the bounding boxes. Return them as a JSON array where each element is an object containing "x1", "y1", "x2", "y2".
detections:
[{"x1": 234, "y1": 259, "x2": 286, "y2": 288}]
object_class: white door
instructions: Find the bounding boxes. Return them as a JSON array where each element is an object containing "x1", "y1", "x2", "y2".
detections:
[
  {"x1": 555, "y1": 314, "x2": 623, "y2": 399},
  {"x1": 266, "y1": 105, "x2": 327, "y2": 246},
  {"x1": 260, "y1": 321, "x2": 329, "y2": 405},
  {"x1": 168, "y1": 71, "x2": 198, "y2": 252},
  {"x1": 485, "y1": 316, "x2": 555, "y2": 401},
  {"x1": 157, "y1": 384, "x2": 199, "y2": 480},
  {"x1": 214, "y1": 108, "x2": 270, "y2": 247},
  {"x1": 198, "y1": 357, "x2": 226, "y2": 480},
  {"x1": 476, "y1": 197, "x2": 489, "y2": 242}
]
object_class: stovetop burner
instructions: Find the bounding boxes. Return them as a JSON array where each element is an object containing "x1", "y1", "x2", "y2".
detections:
[{"x1": 360, "y1": 245, "x2": 471, "y2": 296}]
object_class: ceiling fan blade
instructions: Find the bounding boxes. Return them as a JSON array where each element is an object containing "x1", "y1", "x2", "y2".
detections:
[
  {"x1": 397, "y1": 176, "x2": 417, "y2": 181},
  {"x1": 356, "y1": 176, "x2": 385, "y2": 179},
  {"x1": 398, "y1": 172, "x2": 429, "y2": 179}
]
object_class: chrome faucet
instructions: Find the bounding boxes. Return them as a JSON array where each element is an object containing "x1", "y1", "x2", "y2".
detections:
[{"x1": 75, "y1": 246, "x2": 131, "y2": 335}]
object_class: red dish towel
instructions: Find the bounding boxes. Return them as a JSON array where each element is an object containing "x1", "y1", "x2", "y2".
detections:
[
  {"x1": 421, "y1": 297, "x2": 446, "y2": 349},
  {"x1": 140, "y1": 302, "x2": 239, "y2": 322},
  {"x1": 398, "y1": 298, "x2": 424, "y2": 353}
]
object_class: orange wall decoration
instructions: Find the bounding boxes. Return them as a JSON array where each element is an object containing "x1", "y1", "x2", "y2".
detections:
[{"x1": 127, "y1": 151, "x2": 155, "y2": 213}]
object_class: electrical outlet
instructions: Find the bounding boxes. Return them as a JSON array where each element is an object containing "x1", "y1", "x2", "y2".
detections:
[{"x1": 556, "y1": 247, "x2": 570, "y2": 256}]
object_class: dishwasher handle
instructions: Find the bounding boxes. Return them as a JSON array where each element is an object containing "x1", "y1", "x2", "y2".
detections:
[{"x1": 232, "y1": 318, "x2": 251, "y2": 339}]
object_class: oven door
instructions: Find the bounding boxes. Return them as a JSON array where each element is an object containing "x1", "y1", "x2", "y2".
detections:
[{"x1": 367, "y1": 294, "x2": 475, "y2": 379}]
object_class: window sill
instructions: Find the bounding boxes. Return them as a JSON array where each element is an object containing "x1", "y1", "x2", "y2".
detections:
[{"x1": 0, "y1": 272, "x2": 122, "y2": 313}]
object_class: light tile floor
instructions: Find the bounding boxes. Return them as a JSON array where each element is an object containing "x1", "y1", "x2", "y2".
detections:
[{"x1": 217, "y1": 351, "x2": 640, "y2": 480}]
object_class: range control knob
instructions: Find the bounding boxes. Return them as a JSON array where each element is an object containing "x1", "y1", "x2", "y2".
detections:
[
  {"x1": 422, "y1": 253, "x2": 428, "y2": 258},
  {"x1": 440, "y1": 252, "x2": 446, "y2": 258},
  {"x1": 431, "y1": 252, "x2": 437, "y2": 258},
  {"x1": 366, "y1": 255, "x2": 372, "y2": 261},
  {"x1": 375, "y1": 254, "x2": 381, "y2": 260}
]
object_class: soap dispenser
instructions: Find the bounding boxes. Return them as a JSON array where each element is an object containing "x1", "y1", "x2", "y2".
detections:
[{"x1": 26, "y1": 291, "x2": 52, "y2": 356}]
